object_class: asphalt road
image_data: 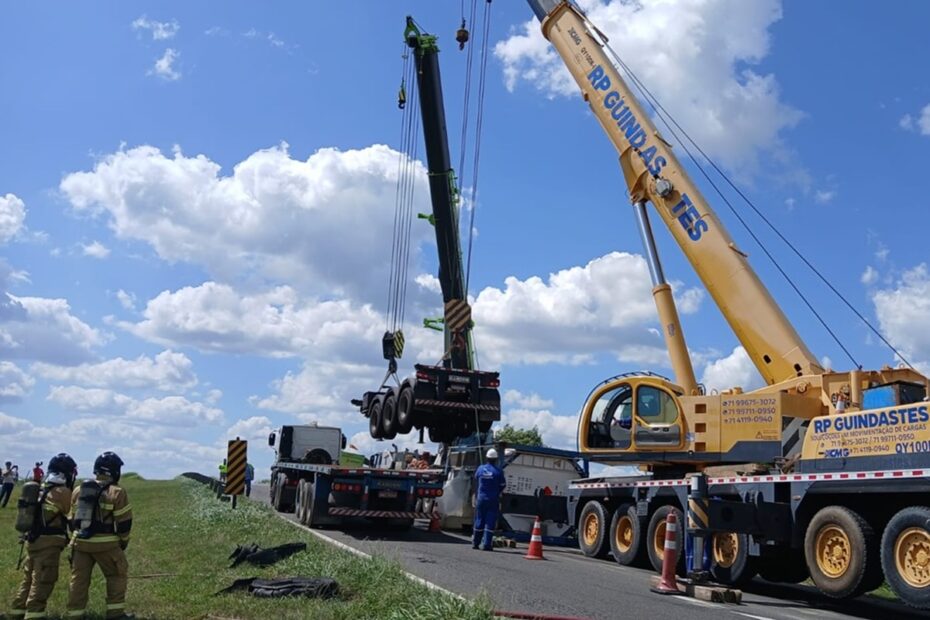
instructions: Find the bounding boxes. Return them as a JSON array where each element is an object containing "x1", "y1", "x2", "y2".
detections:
[{"x1": 251, "y1": 483, "x2": 930, "y2": 620}]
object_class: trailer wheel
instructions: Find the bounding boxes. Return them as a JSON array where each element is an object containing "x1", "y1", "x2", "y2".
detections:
[
  {"x1": 757, "y1": 549, "x2": 808, "y2": 584},
  {"x1": 881, "y1": 506, "x2": 930, "y2": 609},
  {"x1": 295, "y1": 480, "x2": 307, "y2": 523},
  {"x1": 710, "y1": 532, "x2": 756, "y2": 585},
  {"x1": 369, "y1": 396, "x2": 384, "y2": 439},
  {"x1": 396, "y1": 385, "x2": 415, "y2": 434},
  {"x1": 272, "y1": 475, "x2": 285, "y2": 512},
  {"x1": 302, "y1": 481, "x2": 318, "y2": 528},
  {"x1": 804, "y1": 506, "x2": 877, "y2": 599},
  {"x1": 578, "y1": 501, "x2": 610, "y2": 558},
  {"x1": 382, "y1": 391, "x2": 399, "y2": 439},
  {"x1": 647, "y1": 505, "x2": 684, "y2": 574},
  {"x1": 609, "y1": 503, "x2": 644, "y2": 566}
]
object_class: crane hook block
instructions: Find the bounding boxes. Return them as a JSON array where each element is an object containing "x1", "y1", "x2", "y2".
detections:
[
  {"x1": 456, "y1": 19, "x2": 469, "y2": 50},
  {"x1": 397, "y1": 83, "x2": 407, "y2": 110},
  {"x1": 383, "y1": 330, "x2": 405, "y2": 361}
]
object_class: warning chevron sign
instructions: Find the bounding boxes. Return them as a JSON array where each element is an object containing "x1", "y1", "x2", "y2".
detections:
[
  {"x1": 225, "y1": 439, "x2": 248, "y2": 496},
  {"x1": 444, "y1": 299, "x2": 471, "y2": 331}
]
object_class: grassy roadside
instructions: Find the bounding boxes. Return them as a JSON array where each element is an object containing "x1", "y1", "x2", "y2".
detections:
[{"x1": 1, "y1": 476, "x2": 492, "y2": 620}]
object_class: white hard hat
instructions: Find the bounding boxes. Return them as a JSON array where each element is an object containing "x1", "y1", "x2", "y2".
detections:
[{"x1": 486, "y1": 448, "x2": 498, "y2": 459}]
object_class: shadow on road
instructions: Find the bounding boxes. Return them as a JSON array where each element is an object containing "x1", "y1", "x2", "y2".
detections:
[
  {"x1": 738, "y1": 579, "x2": 930, "y2": 619},
  {"x1": 325, "y1": 521, "x2": 472, "y2": 545}
]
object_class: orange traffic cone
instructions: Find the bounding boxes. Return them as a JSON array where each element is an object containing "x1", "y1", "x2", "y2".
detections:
[
  {"x1": 650, "y1": 512, "x2": 682, "y2": 595},
  {"x1": 524, "y1": 516, "x2": 545, "y2": 560}
]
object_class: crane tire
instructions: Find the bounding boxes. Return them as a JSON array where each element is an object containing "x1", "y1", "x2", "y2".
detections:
[
  {"x1": 396, "y1": 385, "x2": 415, "y2": 434},
  {"x1": 609, "y1": 503, "x2": 645, "y2": 566},
  {"x1": 382, "y1": 390, "x2": 399, "y2": 436},
  {"x1": 578, "y1": 501, "x2": 610, "y2": 558},
  {"x1": 369, "y1": 396, "x2": 384, "y2": 439},
  {"x1": 804, "y1": 505, "x2": 877, "y2": 599},
  {"x1": 880, "y1": 506, "x2": 930, "y2": 609},
  {"x1": 710, "y1": 532, "x2": 756, "y2": 586},
  {"x1": 646, "y1": 505, "x2": 685, "y2": 574}
]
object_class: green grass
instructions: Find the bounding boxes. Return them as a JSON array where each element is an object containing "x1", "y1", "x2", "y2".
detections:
[{"x1": 1, "y1": 478, "x2": 493, "y2": 620}]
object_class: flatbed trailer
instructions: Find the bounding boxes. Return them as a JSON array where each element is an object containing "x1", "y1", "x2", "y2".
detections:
[
  {"x1": 567, "y1": 464, "x2": 930, "y2": 607},
  {"x1": 270, "y1": 461, "x2": 445, "y2": 529}
]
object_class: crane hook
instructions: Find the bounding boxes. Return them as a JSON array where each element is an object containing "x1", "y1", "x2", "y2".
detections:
[
  {"x1": 456, "y1": 19, "x2": 469, "y2": 51},
  {"x1": 397, "y1": 80, "x2": 406, "y2": 110}
]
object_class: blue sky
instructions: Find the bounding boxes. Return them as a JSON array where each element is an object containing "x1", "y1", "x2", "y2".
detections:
[{"x1": 2, "y1": 0, "x2": 930, "y2": 479}]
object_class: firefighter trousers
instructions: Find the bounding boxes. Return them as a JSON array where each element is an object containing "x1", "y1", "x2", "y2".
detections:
[
  {"x1": 66, "y1": 547, "x2": 128, "y2": 619},
  {"x1": 11, "y1": 543, "x2": 65, "y2": 619}
]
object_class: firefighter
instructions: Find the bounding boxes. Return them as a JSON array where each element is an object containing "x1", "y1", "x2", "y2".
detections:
[
  {"x1": 9, "y1": 453, "x2": 77, "y2": 620},
  {"x1": 472, "y1": 448, "x2": 506, "y2": 551},
  {"x1": 66, "y1": 452, "x2": 133, "y2": 620}
]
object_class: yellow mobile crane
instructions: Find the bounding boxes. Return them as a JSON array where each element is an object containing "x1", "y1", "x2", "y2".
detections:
[{"x1": 528, "y1": 0, "x2": 930, "y2": 608}]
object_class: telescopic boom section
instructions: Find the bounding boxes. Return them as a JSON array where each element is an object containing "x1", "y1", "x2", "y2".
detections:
[
  {"x1": 527, "y1": 0, "x2": 823, "y2": 385},
  {"x1": 406, "y1": 18, "x2": 472, "y2": 371}
]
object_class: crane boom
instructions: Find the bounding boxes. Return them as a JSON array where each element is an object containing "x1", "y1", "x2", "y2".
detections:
[
  {"x1": 404, "y1": 18, "x2": 473, "y2": 371},
  {"x1": 527, "y1": 0, "x2": 822, "y2": 386}
]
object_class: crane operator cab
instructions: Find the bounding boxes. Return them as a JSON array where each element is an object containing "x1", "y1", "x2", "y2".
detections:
[{"x1": 582, "y1": 375, "x2": 684, "y2": 454}]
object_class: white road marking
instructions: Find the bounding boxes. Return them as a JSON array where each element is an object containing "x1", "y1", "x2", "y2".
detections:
[
  {"x1": 735, "y1": 613, "x2": 776, "y2": 620},
  {"x1": 277, "y1": 512, "x2": 467, "y2": 602}
]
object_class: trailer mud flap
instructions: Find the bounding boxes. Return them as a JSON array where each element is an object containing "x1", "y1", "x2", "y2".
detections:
[
  {"x1": 500, "y1": 494, "x2": 568, "y2": 523},
  {"x1": 706, "y1": 498, "x2": 792, "y2": 543}
]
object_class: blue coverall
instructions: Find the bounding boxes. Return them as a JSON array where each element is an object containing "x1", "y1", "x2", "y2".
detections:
[{"x1": 472, "y1": 462, "x2": 506, "y2": 550}]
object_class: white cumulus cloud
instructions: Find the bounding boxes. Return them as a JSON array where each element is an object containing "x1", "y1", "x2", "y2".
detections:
[
  {"x1": 900, "y1": 104, "x2": 930, "y2": 136},
  {"x1": 0, "y1": 194, "x2": 26, "y2": 243},
  {"x1": 116, "y1": 289, "x2": 136, "y2": 311},
  {"x1": 81, "y1": 240, "x2": 110, "y2": 259},
  {"x1": 700, "y1": 346, "x2": 763, "y2": 392},
  {"x1": 227, "y1": 416, "x2": 275, "y2": 443},
  {"x1": 253, "y1": 362, "x2": 381, "y2": 428},
  {"x1": 495, "y1": 0, "x2": 800, "y2": 170},
  {"x1": 472, "y1": 251, "x2": 703, "y2": 366},
  {"x1": 0, "y1": 362, "x2": 35, "y2": 403},
  {"x1": 132, "y1": 15, "x2": 180, "y2": 40},
  {"x1": 1, "y1": 267, "x2": 107, "y2": 365},
  {"x1": 124, "y1": 282, "x2": 385, "y2": 359},
  {"x1": 59, "y1": 144, "x2": 431, "y2": 301},
  {"x1": 873, "y1": 264, "x2": 930, "y2": 370},
  {"x1": 47, "y1": 385, "x2": 223, "y2": 427},
  {"x1": 33, "y1": 350, "x2": 197, "y2": 392},
  {"x1": 151, "y1": 48, "x2": 181, "y2": 81}
]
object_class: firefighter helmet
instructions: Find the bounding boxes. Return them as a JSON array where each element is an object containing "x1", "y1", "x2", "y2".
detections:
[{"x1": 93, "y1": 451, "x2": 124, "y2": 483}]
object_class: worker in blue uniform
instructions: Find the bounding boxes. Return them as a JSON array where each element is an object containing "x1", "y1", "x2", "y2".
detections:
[{"x1": 472, "y1": 448, "x2": 506, "y2": 551}]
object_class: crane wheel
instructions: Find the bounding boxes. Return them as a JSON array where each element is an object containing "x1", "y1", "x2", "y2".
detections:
[
  {"x1": 369, "y1": 396, "x2": 384, "y2": 439},
  {"x1": 646, "y1": 505, "x2": 684, "y2": 574},
  {"x1": 382, "y1": 390, "x2": 399, "y2": 437},
  {"x1": 881, "y1": 506, "x2": 930, "y2": 609},
  {"x1": 578, "y1": 501, "x2": 610, "y2": 558},
  {"x1": 396, "y1": 385, "x2": 415, "y2": 434},
  {"x1": 710, "y1": 532, "x2": 756, "y2": 586},
  {"x1": 609, "y1": 503, "x2": 644, "y2": 566},
  {"x1": 804, "y1": 505, "x2": 877, "y2": 599}
]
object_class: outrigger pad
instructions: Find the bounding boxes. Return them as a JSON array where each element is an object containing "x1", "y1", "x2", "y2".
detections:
[
  {"x1": 228, "y1": 542, "x2": 307, "y2": 567},
  {"x1": 216, "y1": 576, "x2": 339, "y2": 599}
]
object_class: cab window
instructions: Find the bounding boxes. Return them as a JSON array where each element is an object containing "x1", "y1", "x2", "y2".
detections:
[{"x1": 636, "y1": 385, "x2": 678, "y2": 424}]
